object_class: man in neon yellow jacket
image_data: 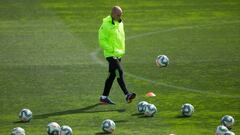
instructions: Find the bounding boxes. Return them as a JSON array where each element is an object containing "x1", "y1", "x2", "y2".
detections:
[{"x1": 98, "y1": 6, "x2": 136, "y2": 104}]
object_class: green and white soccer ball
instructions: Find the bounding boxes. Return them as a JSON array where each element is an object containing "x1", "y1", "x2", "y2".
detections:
[
  {"x1": 224, "y1": 131, "x2": 235, "y2": 135},
  {"x1": 144, "y1": 103, "x2": 157, "y2": 117},
  {"x1": 215, "y1": 125, "x2": 229, "y2": 135},
  {"x1": 101, "y1": 119, "x2": 115, "y2": 133},
  {"x1": 11, "y1": 127, "x2": 25, "y2": 135},
  {"x1": 19, "y1": 108, "x2": 32, "y2": 122},
  {"x1": 181, "y1": 103, "x2": 194, "y2": 117},
  {"x1": 156, "y1": 55, "x2": 169, "y2": 67},
  {"x1": 61, "y1": 125, "x2": 73, "y2": 135},
  {"x1": 47, "y1": 122, "x2": 61, "y2": 135},
  {"x1": 221, "y1": 115, "x2": 235, "y2": 129},
  {"x1": 137, "y1": 101, "x2": 148, "y2": 113}
]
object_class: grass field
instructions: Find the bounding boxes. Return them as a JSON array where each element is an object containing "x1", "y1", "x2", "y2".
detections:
[{"x1": 0, "y1": 0, "x2": 240, "y2": 134}]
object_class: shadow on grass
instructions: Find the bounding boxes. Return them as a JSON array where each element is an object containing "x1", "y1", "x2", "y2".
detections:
[
  {"x1": 32, "y1": 103, "x2": 126, "y2": 119},
  {"x1": 114, "y1": 120, "x2": 128, "y2": 123},
  {"x1": 95, "y1": 132, "x2": 112, "y2": 135},
  {"x1": 175, "y1": 115, "x2": 191, "y2": 118},
  {"x1": 131, "y1": 112, "x2": 143, "y2": 116},
  {"x1": 13, "y1": 121, "x2": 30, "y2": 124},
  {"x1": 138, "y1": 115, "x2": 154, "y2": 118},
  {"x1": 132, "y1": 113, "x2": 154, "y2": 118}
]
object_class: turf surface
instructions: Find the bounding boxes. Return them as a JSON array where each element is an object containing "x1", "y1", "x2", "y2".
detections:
[{"x1": 0, "y1": 0, "x2": 239, "y2": 134}]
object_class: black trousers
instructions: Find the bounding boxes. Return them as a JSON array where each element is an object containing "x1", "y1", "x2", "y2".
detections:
[{"x1": 102, "y1": 57, "x2": 129, "y2": 96}]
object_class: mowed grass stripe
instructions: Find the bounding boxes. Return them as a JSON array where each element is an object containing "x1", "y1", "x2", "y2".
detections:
[
  {"x1": 0, "y1": 0, "x2": 239, "y2": 134},
  {"x1": 0, "y1": 2, "x2": 91, "y2": 66}
]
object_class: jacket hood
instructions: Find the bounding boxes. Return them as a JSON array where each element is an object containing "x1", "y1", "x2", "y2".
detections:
[{"x1": 103, "y1": 15, "x2": 112, "y2": 22}]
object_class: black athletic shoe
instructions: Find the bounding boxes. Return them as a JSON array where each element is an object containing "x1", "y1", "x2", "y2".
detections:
[
  {"x1": 100, "y1": 97, "x2": 115, "y2": 105},
  {"x1": 126, "y1": 93, "x2": 136, "y2": 103}
]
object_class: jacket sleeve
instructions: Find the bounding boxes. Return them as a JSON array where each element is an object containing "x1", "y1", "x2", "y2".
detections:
[{"x1": 98, "y1": 24, "x2": 113, "y2": 52}]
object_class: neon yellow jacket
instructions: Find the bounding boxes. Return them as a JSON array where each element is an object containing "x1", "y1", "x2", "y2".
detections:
[{"x1": 98, "y1": 16, "x2": 125, "y2": 58}]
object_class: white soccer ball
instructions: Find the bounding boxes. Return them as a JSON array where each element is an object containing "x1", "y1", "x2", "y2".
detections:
[
  {"x1": 224, "y1": 131, "x2": 235, "y2": 135},
  {"x1": 221, "y1": 115, "x2": 235, "y2": 129},
  {"x1": 156, "y1": 55, "x2": 169, "y2": 67},
  {"x1": 11, "y1": 127, "x2": 25, "y2": 135},
  {"x1": 144, "y1": 103, "x2": 157, "y2": 117},
  {"x1": 137, "y1": 101, "x2": 149, "y2": 113},
  {"x1": 61, "y1": 125, "x2": 73, "y2": 135},
  {"x1": 215, "y1": 125, "x2": 229, "y2": 135},
  {"x1": 47, "y1": 122, "x2": 61, "y2": 135},
  {"x1": 19, "y1": 108, "x2": 32, "y2": 122},
  {"x1": 101, "y1": 119, "x2": 115, "y2": 133},
  {"x1": 181, "y1": 103, "x2": 194, "y2": 117}
]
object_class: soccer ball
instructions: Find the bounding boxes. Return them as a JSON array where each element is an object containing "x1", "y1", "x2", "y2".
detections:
[
  {"x1": 19, "y1": 108, "x2": 32, "y2": 122},
  {"x1": 181, "y1": 103, "x2": 194, "y2": 117},
  {"x1": 47, "y1": 122, "x2": 61, "y2": 135},
  {"x1": 156, "y1": 55, "x2": 169, "y2": 67},
  {"x1": 137, "y1": 101, "x2": 148, "y2": 113},
  {"x1": 224, "y1": 131, "x2": 235, "y2": 135},
  {"x1": 144, "y1": 104, "x2": 157, "y2": 117},
  {"x1": 101, "y1": 119, "x2": 115, "y2": 133},
  {"x1": 61, "y1": 125, "x2": 73, "y2": 135},
  {"x1": 11, "y1": 127, "x2": 25, "y2": 135},
  {"x1": 215, "y1": 125, "x2": 228, "y2": 135},
  {"x1": 221, "y1": 115, "x2": 234, "y2": 129}
]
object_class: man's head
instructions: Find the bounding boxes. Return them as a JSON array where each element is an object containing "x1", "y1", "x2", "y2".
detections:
[{"x1": 111, "y1": 6, "x2": 122, "y2": 22}]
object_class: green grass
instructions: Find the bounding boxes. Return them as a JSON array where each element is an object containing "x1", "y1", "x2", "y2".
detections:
[{"x1": 0, "y1": 0, "x2": 239, "y2": 134}]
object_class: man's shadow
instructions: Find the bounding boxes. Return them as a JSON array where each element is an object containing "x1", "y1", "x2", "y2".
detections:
[{"x1": 14, "y1": 103, "x2": 126, "y2": 123}]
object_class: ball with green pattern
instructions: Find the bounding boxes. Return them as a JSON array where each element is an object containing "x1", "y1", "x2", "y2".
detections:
[
  {"x1": 144, "y1": 103, "x2": 157, "y2": 117},
  {"x1": 19, "y1": 108, "x2": 32, "y2": 122},
  {"x1": 61, "y1": 125, "x2": 73, "y2": 135},
  {"x1": 215, "y1": 125, "x2": 229, "y2": 135},
  {"x1": 181, "y1": 103, "x2": 194, "y2": 117},
  {"x1": 101, "y1": 119, "x2": 115, "y2": 133},
  {"x1": 156, "y1": 55, "x2": 169, "y2": 67},
  {"x1": 221, "y1": 115, "x2": 235, "y2": 130},
  {"x1": 137, "y1": 101, "x2": 148, "y2": 113},
  {"x1": 11, "y1": 127, "x2": 25, "y2": 135},
  {"x1": 47, "y1": 122, "x2": 61, "y2": 135}
]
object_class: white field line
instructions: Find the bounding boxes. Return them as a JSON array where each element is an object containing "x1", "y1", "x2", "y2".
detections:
[
  {"x1": 90, "y1": 21, "x2": 240, "y2": 98},
  {"x1": 127, "y1": 20, "x2": 240, "y2": 40}
]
